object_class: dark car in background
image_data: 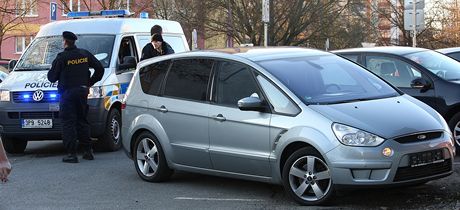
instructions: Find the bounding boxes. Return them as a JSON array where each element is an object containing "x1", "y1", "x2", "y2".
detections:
[
  {"x1": 334, "y1": 47, "x2": 460, "y2": 150},
  {"x1": 437, "y1": 47, "x2": 460, "y2": 62}
]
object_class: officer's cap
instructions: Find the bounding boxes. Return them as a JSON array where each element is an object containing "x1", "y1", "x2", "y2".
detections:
[{"x1": 63, "y1": 31, "x2": 78, "y2": 41}]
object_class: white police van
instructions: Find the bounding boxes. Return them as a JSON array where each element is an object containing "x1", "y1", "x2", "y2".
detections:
[{"x1": 0, "y1": 10, "x2": 189, "y2": 153}]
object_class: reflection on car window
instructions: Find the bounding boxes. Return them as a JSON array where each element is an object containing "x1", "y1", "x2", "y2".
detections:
[
  {"x1": 366, "y1": 56, "x2": 421, "y2": 88},
  {"x1": 216, "y1": 61, "x2": 259, "y2": 107},
  {"x1": 258, "y1": 55, "x2": 399, "y2": 105},
  {"x1": 405, "y1": 50, "x2": 460, "y2": 81},
  {"x1": 139, "y1": 60, "x2": 171, "y2": 96},
  {"x1": 257, "y1": 75, "x2": 299, "y2": 115},
  {"x1": 16, "y1": 35, "x2": 115, "y2": 70}
]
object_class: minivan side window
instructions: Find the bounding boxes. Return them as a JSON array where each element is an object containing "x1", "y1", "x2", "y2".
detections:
[
  {"x1": 163, "y1": 59, "x2": 213, "y2": 101},
  {"x1": 341, "y1": 54, "x2": 359, "y2": 63},
  {"x1": 365, "y1": 56, "x2": 422, "y2": 88},
  {"x1": 257, "y1": 75, "x2": 299, "y2": 115},
  {"x1": 448, "y1": 52, "x2": 460, "y2": 62},
  {"x1": 139, "y1": 60, "x2": 171, "y2": 96},
  {"x1": 215, "y1": 61, "x2": 260, "y2": 107}
]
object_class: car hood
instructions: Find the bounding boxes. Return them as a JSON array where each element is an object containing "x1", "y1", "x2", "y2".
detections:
[{"x1": 309, "y1": 95, "x2": 446, "y2": 139}]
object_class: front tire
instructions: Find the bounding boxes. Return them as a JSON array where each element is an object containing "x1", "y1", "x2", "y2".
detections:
[
  {"x1": 448, "y1": 112, "x2": 460, "y2": 154},
  {"x1": 96, "y1": 109, "x2": 122, "y2": 152},
  {"x1": 2, "y1": 137, "x2": 27, "y2": 154},
  {"x1": 133, "y1": 131, "x2": 173, "y2": 182},
  {"x1": 282, "y1": 147, "x2": 334, "y2": 206}
]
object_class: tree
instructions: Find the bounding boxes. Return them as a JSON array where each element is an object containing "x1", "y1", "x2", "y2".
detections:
[{"x1": 0, "y1": 0, "x2": 43, "y2": 58}]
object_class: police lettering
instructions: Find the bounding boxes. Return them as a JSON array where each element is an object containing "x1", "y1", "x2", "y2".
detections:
[
  {"x1": 25, "y1": 82, "x2": 58, "y2": 89},
  {"x1": 67, "y1": 57, "x2": 88, "y2": 65}
]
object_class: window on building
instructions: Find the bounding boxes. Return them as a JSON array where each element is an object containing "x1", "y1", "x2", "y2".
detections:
[
  {"x1": 16, "y1": 0, "x2": 38, "y2": 16},
  {"x1": 62, "y1": 0, "x2": 81, "y2": 16},
  {"x1": 15, "y1": 36, "x2": 33, "y2": 53}
]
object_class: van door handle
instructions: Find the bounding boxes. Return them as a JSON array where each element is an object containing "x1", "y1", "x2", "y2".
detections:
[
  {"x1": 214, "y1": 114, "x2": 226, "y2": 122},
  {"x1": 159, "y1": 106, "x2": 168, "y2": 113}
]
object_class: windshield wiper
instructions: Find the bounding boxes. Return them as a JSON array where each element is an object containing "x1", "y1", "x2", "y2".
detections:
[
  {"x1": 15, "y1": 67, "x2": 50, "y2": 71},
  {"x1": 315, "y1": 95, "x2": 399, "y2": 105}
]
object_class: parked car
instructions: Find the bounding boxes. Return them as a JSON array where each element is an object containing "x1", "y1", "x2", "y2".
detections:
[
  {"x1": 121, "y1": 47, "x2": 454, "y2": 205},
  {"x1": 0, "y1": 59, "x2": 9, "y2": 83},
  {"x1": 334, "y1": 46, "x2": 460, "y2": 150},
  {"x1": 437, "y1": 47, "x2": 460, "y2": 62}
]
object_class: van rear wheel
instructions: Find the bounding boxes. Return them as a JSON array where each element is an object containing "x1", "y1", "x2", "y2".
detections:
[
  {"x1": 2, "y1": 137, "x2": 27, "y2": 154},
  {"x1": 95, "y1": 109, "x2": 122, "y2": 152}
]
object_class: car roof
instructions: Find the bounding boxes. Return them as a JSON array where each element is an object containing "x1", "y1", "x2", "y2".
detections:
[
  {"x1": 208, "y1": 47, "x2": 331, "y2": 62},
  {"x1": 36, "y1": 18, "x2": 184, "y2": 37},
  {"x1": 333, "y1": 46, "x2": 429, "y2": 55},
  {"x1": 436, "y1": 47, "x2": 460, "y2": 54}
]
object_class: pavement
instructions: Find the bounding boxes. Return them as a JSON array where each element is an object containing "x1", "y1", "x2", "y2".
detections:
[{"x1": 0, "y1": 141, "x2": 459, "y2": 210}]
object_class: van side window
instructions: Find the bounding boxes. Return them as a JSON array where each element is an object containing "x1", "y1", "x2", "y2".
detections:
[
  {"x1": 118, "y1": 36, "x2": 138, "y2": 65},
  {"x1": 214, "y1": 61, "x2": 261, "y2": 107},
  {"x1": 365, "y1": 56, "x2": 422, "y2": 88},
  {"x1": 163, "y1": 59, "x2": 213, "y2": 101},
  {"x1": 139, "y1": 60, "x2": 171, "y2": 96}
]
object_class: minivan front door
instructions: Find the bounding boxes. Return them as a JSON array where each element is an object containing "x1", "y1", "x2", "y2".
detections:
[{"x1": 209, "y1": 61, "x2": 271, "y2": 177}]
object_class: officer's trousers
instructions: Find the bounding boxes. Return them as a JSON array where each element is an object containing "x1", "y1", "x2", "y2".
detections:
[{"x1": 59, "y1": 87, "x2": 91, "y2": 154}]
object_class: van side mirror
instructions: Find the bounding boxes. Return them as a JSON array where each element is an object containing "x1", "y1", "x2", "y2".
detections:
[
  {"x1": 8, "y1": 60, "x2": 17, "y2": 72},
  {"x1": 238, "y1": 96, "x2": 266, "y2": 112},
  {"x1": 117, "y1": 56, "x2": 136, "y2": 73},
  {"x1": 410, "y1": 77, "x2": 431, "y2": 92}
]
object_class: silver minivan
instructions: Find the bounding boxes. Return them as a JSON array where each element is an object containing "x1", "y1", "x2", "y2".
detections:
[{"x1": 122, "y1": 48, "x2": 455, "y2": 205}]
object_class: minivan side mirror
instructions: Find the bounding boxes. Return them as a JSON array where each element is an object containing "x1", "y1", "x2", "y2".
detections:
[
  {"x1": 410, "y1": 77, "x2": 431, "y2": 92},
  {"x1": 117, "y1": 56, "x2": 136, "y2": 73},
  {"x1": 238, "y1": 96, "x2": 266, "y2": 112},
  {"x1": 8, "y1": 60, "x2": 17, "y2": 72}
]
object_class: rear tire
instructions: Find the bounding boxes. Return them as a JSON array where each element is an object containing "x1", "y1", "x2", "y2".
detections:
[
  {"x1": 2, "y1": 137, "x2": 27, "y2": 154},
  {"x1": 282, "y1": 147, "x2": 334, "y2": 206},
  {"x1": 96, "y1": 109, "x2": 122, "y2": 152},
  {"x1": 133, "y1": 131, "x2": 173, "y2": 182},
  {"x1": 448, "y1": 112, "x2": 460, "y2": 154}
]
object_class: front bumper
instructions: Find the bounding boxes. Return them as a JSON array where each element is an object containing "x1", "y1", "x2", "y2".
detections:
[
  {"x1": 325, "y1": 132, "x2": 455, "y2": 186},
  {"x1": 0, "y1": 98, "x2": 107, "y2": 140}
]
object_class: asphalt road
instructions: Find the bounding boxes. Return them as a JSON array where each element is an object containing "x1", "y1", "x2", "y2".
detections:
[{"x1": 1, "y1": 141, "x2": 459, "y2": 210}]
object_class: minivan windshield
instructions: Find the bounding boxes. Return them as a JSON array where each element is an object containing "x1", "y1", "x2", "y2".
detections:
[
  {"x1": 258, "y1": 55, "x2": 400, "y2": 105},
  {"x1": 404, "y1": 50, "x2": 460, "y2": 81},
  {"x1": 15, "y1": 35, "x2": 115, "y2": 71}
]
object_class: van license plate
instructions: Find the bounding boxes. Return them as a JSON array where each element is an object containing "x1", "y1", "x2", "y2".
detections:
[
  {"x1": 409, "y1": 149, "x2": 444, "y2": 167},
  {"x1": 22, "y1": 119, "x2": 53, "y2": 129}
]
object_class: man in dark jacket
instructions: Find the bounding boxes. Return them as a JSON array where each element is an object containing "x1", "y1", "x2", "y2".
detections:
[
  {"x1": 140, "y1": 25, "x2": 174, "y2": 61},
  {"x1": 48, "y1": 31, "x2": 104, "y2": 163}
]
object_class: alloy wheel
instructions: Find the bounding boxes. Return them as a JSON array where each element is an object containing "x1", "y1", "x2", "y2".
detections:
[{"x1": 136, "y1": 138, "x2": 159, "y2": 177}]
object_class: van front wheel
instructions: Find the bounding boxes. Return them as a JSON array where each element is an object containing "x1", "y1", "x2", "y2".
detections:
[
  {"x1": 2, "y1": 137, "x2": 27, "y2": 154},
  {"x1": 96, "y1": 109, "x2": 122, "y2": 152}
]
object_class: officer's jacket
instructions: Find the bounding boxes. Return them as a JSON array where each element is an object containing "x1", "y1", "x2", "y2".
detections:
[
  {"x1": 48, "y1": 45, "x2": 104, "y2": 91},
  {"x1": 140, "y1": 41, "x2": 174, "y2": 61}
]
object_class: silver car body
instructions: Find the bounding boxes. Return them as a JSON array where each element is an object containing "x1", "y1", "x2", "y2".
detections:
[{"x1": 122, "y1": 48, "x2": 455, "y2": 186}]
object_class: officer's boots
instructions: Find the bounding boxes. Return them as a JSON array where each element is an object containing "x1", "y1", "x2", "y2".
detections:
[
  {"x1": 82, "y1": 149, "x2": 94, "y2": 160},
  {"x1": 62, "y1": 154, "x2": 79, "y2": 163}
]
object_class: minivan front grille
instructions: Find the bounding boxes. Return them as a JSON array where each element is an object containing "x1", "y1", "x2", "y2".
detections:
[
  {"x1": 394, "y1": 132, "x2": 443, "y2": 144},
  {"x1": 12, "y1": 91, "x2": 60, "y2": 103},
  {"x1": 393, "y1": 159, "x2": 452, "y2": 182},
  {"x1": 19, "y1": 112, "x2": 59, "y2": 119}
]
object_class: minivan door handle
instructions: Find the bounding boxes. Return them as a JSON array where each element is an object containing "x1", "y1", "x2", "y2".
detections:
[
  {"x1": 214, "y1": 114, "x2": 226, "y2": 122},
  {"x1": 159, "y1": 105, "x2": 168, "y2": 113}
]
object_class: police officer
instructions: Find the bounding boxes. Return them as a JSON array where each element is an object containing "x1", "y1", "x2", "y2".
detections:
[{"x1": 48, "y1": 31, "x2": 104, "y2": 163}]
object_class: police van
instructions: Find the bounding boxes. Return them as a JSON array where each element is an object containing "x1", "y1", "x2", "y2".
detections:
[{"x1": 0, "y1": 10, "x2": 189, "y2": 153}]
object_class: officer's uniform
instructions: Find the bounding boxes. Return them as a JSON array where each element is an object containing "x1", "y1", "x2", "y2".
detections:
[{"x1": 48, "y1": 31, "x2": 104, "y2": 163}]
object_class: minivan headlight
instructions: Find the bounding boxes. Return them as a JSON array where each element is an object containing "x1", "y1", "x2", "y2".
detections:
[
  {"x1": 0, "y1": 90, "x2": 10, "y2": 102},
  {"x1": 332, "y1": 123, "x2": 385, "y2": 147},
  {"x1": 88, "y1": 86, "x2": 103, "y2": 99}
]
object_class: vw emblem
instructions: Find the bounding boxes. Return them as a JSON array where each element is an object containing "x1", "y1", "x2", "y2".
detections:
[
  {"x1": 417, "y1": 134, "x2": 427, "y2": 140},
  {"x1": 33, "y1": 89, "x2": 44, "y2": 102}
]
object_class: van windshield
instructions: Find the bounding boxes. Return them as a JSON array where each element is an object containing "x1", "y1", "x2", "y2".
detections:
[
  {"x1": 258, "y1": 55, "x2": 400, "y2": 105},
  {"x1": 15, "y1": 35, "x2": 115, "y2": 71}
]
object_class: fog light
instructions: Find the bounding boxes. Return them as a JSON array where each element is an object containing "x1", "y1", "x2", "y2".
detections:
[{"x1": 382, "y1": 147, "x2": 393, "y2": 157}]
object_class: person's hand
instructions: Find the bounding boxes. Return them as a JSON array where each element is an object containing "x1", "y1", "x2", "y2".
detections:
[{"x1": 0, "y1": 161, "x2": 11, "y2": 183}]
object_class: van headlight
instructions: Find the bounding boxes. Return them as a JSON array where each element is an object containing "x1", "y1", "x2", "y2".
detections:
[
  {"x1": 332, "y1": 123, "x2": 385, "y2": 147},
  {"x1": 0, "y1": 90, "x2": 10, "y2": 102},
  {"x1": 88, "y1": 86, "x2": 103, "y2": 99}
]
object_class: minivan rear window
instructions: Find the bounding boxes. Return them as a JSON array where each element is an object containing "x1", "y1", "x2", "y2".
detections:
[{"x1": 258, "y1": 55, "x2": 400, "y2": 105}]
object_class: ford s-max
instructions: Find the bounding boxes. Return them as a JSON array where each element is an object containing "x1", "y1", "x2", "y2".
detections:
[{"x1": 121, "y1": 48, "x2": 454, "y2": 205}]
